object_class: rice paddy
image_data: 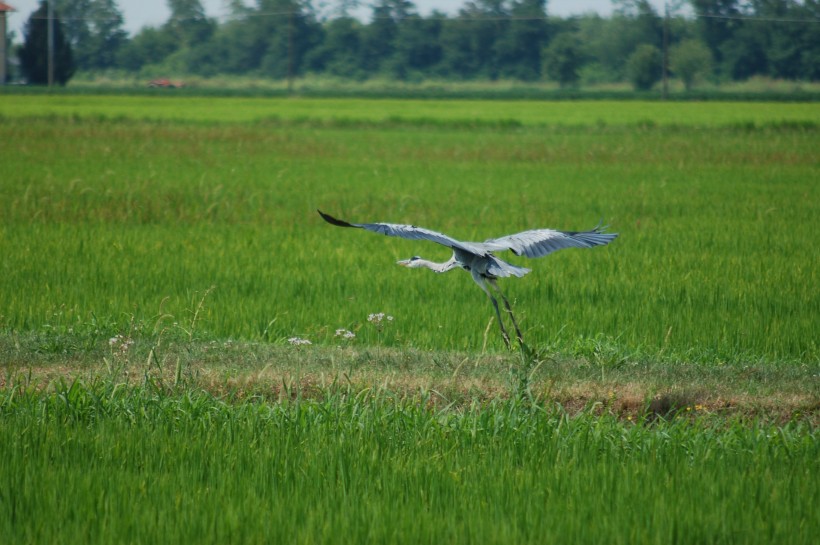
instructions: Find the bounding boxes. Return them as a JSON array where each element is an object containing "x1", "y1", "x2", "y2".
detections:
[
  {"x1": 0, "y1": 93, "x2": 818, "y2": 544},
  {"x1": 1, "y1": 377, "x2": 817, "y2": 545}
]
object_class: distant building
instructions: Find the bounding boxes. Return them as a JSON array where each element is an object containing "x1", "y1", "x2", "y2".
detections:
[{"x1": 0, "y1": 2, "x2": 14, "y2": 85}]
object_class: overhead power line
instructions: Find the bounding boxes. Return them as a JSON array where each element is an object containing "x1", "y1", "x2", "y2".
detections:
[
  {"x1": 697, "y1": 12, "x2": 820, "y2": 24},
  {"x1": 25, "y1": 10, "x2": 820, "y2": 25}
]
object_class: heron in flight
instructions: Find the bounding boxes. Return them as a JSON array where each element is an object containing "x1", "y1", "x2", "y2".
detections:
[{"x1": 318, "y1": 210, "x2": 617, "y2": 349}]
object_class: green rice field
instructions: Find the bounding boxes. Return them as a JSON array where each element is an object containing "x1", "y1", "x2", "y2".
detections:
[
  {"x1": 1, "y1": 93, "x2": 818, "y2": 127},
  {"x1": 1, "y1": 96, "x2": 817, "y2": 360},
  {"x1": 1, "y1": 379, "x2": 816, "y2": 545},
  {"x1": 0, "y1": 94, "x2": 818, "y2": 544}
]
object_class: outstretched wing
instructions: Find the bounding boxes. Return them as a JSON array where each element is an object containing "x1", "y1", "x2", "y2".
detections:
[
  {"x1": 318, "y1": 210, "x2": 485, "y2": 254},
  {"x1": 480, "y1": 224, "x2": 618, "y2": 259}
]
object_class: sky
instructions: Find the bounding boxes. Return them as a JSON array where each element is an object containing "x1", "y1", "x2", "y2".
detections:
[{"x1": 5, "y1": 1, "x2": 684, "y2": 39}]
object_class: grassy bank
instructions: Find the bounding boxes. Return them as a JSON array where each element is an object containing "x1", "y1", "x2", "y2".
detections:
[
  {"x1": 1, "y1": 368, "x2": 817, "y2": 545},
  {"x1": 1, "y1": 94, "x2": 818, "y2": 544},
  {"x1": 7, "y1": 74, "x2": 820, "y2": 101},
  {"x1": 1, "y1": 93, "x2": 819, "y2": 126},
  {"x1": 1, "y1": 101, "x2": 817, "y2": 361}
]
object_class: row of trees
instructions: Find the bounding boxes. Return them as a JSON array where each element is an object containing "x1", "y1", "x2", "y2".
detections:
[{"x1": 13, "y1": 0, "x2": 820, "y2": 87}]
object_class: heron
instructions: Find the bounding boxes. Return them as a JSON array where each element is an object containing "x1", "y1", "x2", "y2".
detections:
[{"x1": 318, "y1": 210, "x2": 618, "y2": 349}]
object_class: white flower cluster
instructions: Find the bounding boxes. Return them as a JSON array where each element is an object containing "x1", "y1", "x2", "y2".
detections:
[
  {"x1": 287, "y1": 336, "x2": 312, "y2": 346},
  {"x1": 367, "y1": 313, "x2": 394, "y2": 324},
  {"x1": 335, "y1": 328, "x2": 356, "y2": 340},
  {"x1": 108, "y1": 334, "x2": 134, "y2": 357}
]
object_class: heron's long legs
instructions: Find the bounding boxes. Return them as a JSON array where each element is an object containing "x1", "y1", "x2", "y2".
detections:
[
  {"x1": 472, "y1": 272, "x2": 513, "y2": 349},
  {"x1": 488, "y1": 279, "x2": 524, "y2": 346},
  {"x1": 487, "y1": 293, "x2": 512, "y2": 349}
]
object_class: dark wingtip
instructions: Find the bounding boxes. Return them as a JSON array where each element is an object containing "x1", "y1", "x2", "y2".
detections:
[{"x1": 317, "y1": 209, "x2": 357, "y2": 228}]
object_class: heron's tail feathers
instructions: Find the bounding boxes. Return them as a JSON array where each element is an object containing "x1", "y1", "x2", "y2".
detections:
[
  {"x1": 488, "y1": 256, "x2": 530, "y2": 278},
  {"x1": 568, "y1": 225, "x2": 618, "y2": 248}
]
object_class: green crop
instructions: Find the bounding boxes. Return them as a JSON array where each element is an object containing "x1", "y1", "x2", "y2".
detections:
[
  {"x1": 1, "y1": 94, "x2": 818, "y2": 127},
  {"x1": 0, "y1": 380, "x2": 816, "y2": 545},
  {"x1": 1, "y1": 97, "x2": 817, "y2": 361},
  {"x1": 1, "y1": 94, "x2": 817, "y2": 544}
]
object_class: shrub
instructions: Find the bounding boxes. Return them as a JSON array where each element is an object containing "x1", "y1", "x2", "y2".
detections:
[
  {"x1": 626, "y1": 44, "x2": 662, "y2": 91},
  {"x1": 671, "y1": 39, "x2": 713, "y2": 91}
]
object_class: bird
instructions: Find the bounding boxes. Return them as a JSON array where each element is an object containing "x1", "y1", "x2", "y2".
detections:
[{"x1": 317, "y1": 209, "x2": 618, "y2": 349}]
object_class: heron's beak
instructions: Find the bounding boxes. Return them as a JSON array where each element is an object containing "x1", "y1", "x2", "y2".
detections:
[{"x1": 396, "y1": 259, "x2": 411, "y2": 267}]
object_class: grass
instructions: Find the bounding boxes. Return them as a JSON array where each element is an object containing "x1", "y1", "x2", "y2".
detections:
[
  {"x1": 0, "y1": 371, "x2": 817, "y2": 545},
  {"x1": 2, "y1": 336, "x2": 816, "y2": 423},
  {"x1": 24, "y1": 72, "x2": 820, "y2": 101},
  {"x1": 0, "y1": 100, "x2": 817, "y2": 361},
  {"x1": 0, "y1": 94, "x2": 817, "y2": 544},
  {"x1": 1, "y1": 93, "x2": 819, "y2": 127}
]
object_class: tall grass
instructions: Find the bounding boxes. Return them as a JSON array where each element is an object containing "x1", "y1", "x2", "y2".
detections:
[
  {"x1": 1, "y1": 96, "x2": 817, "y2": 544},
  {"x1": 0, "y1": 379, "x2": 817, "y2": 545},
  {"x1": 0, "y1": 99, "x2": 817, "y2": 361},
  {"x1": 1, "y1": 94, "x2": 819, "y2": 127}
]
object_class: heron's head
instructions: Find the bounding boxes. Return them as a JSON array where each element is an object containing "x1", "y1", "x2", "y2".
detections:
[{"x1": 396, "y1": 256, "x2": 423, "y2": 268}]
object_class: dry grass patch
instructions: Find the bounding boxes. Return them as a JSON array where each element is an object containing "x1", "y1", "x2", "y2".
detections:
[{"x1": 3, "y1": 337, "x2": 816, "y2": 424}]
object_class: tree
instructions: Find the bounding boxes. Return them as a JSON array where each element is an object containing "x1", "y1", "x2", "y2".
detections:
[
  {"x1": 256, "y1": 0, "x2": 321, "y2": 79},
  {"x1": 55, "y1": 0, "x2": 126, "y2": 71},
  {"x1": 18, "y1": 1, "x2": 76, "y2": 85},
  {"x1": 16, "y1": 0, "x2": 817, "y2": 85},
  {"x1": 166, "y1": 0, "x2": 215, "y2": 47},
  {"x1": 626, "y1": 43, "x2": 662, "y2": 90},
  {"x1": 613, "y1": 0, "x2": 663, "y2": 46},
  {"x1": 390, "y1": 13, "x2": 443, "y2": 79},
  {"x1": 753, "y1": 0, "x2": 813, "y2": 80},
  {"x1": 495, "y1": 0, "x2": 548, "y2": 80},
  {"x1": 542, "y1": 32, "x2": 581, "y2": 87},
  {"x1": 307, "y1": 17, "x2": 364, "y2": 78},
  {"x1": 360, "y1": 0, "x2": 414, "y2": 75},
  {"x1": 206, "y1": 1, "x2": 263, "y2": 74},
  {"x1": 55, "y1": 0, "x2": 91, "y2": 64},
  {"x1": 117, "y1": 26, "x2": 177, "y2": 71},
  {"x1": 437, "y1": 15, "x2": 480, "y2": 79},
  {"x1": 461, "y1": 0, "x2": 511, "y2": 80},
  {"x1": 690, "y1": 0, "x2": 743, "y2": 75},
  {"x1": 670, "y1": 39, "x2": 712, "y2": 90},
  {"x1": 578, "y1": 2, "x2": 662, "y2": 83},
  {"x1": 83, "y1": 0, "x2": 128, "y2": 70},
  {"x1": 575, "y1": 14, "x2": 619, "y2": 83},
  {"x1": 797, "y1": 2, "x2": 820, "y2": 80},
  {"x1": 719, "y1": 23, "x2": 767, "y2": 79}
]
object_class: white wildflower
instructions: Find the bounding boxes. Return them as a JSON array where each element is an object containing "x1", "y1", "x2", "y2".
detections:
[
  {"x1": 367, "y1": 313, "x2": 394, "y2": 324},
  {"x1": 288, "y1": 336, "x2": 312, "y2": 346},
  {"x1": 109, "y1": 334, "x2": 134, "y2": 358}
]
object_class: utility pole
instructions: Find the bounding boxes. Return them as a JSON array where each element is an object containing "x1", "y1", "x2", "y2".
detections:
[
  {"x1": 0, "y1": 3, "x2": 11, "y2": 86},
  {"x1": 47, "y1": 0, "x2": 54, "y2": 87},
  {"x1": 662, "y1": 2, "x2": 669, "y2": 100},
  {"x1": 287, "y1": 8, "x2": 294, "y2": 95}
]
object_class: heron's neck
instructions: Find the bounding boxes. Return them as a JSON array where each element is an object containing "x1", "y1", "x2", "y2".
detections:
[{"x1": 414, "y1": 257, "x2": 458, "y2": 273}]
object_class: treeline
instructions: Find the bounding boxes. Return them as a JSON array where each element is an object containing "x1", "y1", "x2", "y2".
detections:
[{"x1": 12, "y1": 0, "x2": 820, "y2": 88}]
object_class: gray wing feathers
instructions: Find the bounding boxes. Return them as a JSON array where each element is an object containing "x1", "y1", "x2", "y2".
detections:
[
  {"x1": 319, "y1": 210, "x2": 617, "y2": 259},
  {"x1": 483, "y1": 227, "x2": 618, "y2": 259},
  {"x1": 355, "y1": 222, "x2": 487, "y2": 254},
  {"x1": 318, "y1": 210, "x2": 482, "y2": 253},
  {"x1": 358, "y1": 222, "x2": 460, "y2": 246}
]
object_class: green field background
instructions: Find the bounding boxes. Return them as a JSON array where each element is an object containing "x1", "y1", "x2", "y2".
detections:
[
  {"x1": 1, "y1": 96, "x2": 818, "y2": 361},
  {"x1": 1, "y1": 385, "x2": 816, "y2": 545},
  {"x1": 1, "y1": 95, "x2": 818, "y2": 545},
  {"x1": 2, "y1": 94, "x2": 819, "y2": 127}
]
